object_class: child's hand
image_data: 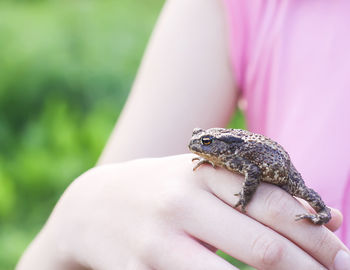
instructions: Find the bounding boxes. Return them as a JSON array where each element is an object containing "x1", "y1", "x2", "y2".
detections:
[{"x1": 18, "y1": 154, "x2": 349, "y2": 270}]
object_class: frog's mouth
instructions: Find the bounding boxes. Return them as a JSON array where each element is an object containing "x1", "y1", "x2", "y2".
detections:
[
  {"x1": 188, "y1": 142, "x2": 201, "y2": 154},
  {"x1": 188, "y1": 144, "x2": 215, "y2": 161}
]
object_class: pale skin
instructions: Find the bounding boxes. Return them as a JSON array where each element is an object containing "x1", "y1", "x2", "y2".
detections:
[{"x1": 17, "y1": 0, "x2": 350, "y2": 270}]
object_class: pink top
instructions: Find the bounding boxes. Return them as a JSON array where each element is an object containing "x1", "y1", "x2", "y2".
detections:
[{"x1": 224, "y1": 0, "x2": 350, "y2": 246}]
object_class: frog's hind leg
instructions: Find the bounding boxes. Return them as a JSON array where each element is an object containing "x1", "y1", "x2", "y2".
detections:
[
  {"x1": 292, "y1": 185, "x2": 331, "y2": 225},
  {"x1": 288, "y1": 165, "x2": 331, "y2": 225}
]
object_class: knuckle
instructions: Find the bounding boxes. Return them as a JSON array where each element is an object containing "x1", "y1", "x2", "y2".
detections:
[
  {"x1": 251, "y1": 234, "x2": 284, "y2": 267},
  {"x1": 155, "y1": 178, "x2": 193, "y2": 218},
  {"x1": 135, "y1": 222, "x2": 163, "y2": 260},
  {"x1": 125, "y1": 260, "x2": 147, "y2": 270},
  {"x1": 138, "y1": 237, "x2": 157, "y2": 260},
  {"x1": 264, "y1": 187, "x2": 294, "y2": 221}
]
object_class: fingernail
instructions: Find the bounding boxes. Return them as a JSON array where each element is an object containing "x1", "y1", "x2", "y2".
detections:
[{"x1": 334, "y1": 250, "x2": 350, "y2": 270}]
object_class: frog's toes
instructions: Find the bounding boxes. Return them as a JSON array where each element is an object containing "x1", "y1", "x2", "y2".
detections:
[
  {"x1": 234, "y1": 200, "x2": 247, "y2": 213},
  {"x1": 233, "y1": 193, "x2": 247, "y2": 213},
  {"x1": 295, "y1": 212, "x2": 330, "y2": 225},
  {"x1": 192, "y1": 157, "x2": 215, "y2": 171}
]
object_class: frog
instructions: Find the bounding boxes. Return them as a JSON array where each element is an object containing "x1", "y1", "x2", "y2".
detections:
[{"x1": 188, "y1": 127, "x2": 331, "y2": 225}]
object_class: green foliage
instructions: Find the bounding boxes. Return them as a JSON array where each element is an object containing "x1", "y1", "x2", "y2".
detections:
[
  {"x1": 217, "y1": 250, "x2": 255, "y2": 270},
  {"x1": 0, "y1": 1, "x2": 162, "y2": 269},
  {"x1": 228, "y1": 108, "x2": 246, "y2": 130},
  {"x1": 0, "y1": 1, "x2": 251, "y2": 269}
]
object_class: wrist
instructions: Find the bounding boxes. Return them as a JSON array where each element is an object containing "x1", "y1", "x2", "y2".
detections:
[
  {"x1": 16, "y1": 226, "x2": 67, "y2": 269},
  {"x1": 17, "y1": 211, "x2": 87, "y2": 270}
]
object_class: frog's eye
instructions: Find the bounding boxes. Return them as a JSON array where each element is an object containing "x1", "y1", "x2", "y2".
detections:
[{"x1": 201, "y1": 136, "x2": 212, "y2": 145}]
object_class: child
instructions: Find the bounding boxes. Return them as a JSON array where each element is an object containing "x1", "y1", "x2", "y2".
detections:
[{"x1": 17, "y1": 0, "x2": 350, "y2": 269}]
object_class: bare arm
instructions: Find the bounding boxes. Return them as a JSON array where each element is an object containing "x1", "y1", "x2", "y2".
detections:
[
  {"x1": 98, "y1": 0, "x2": 238, "y2": 164},
  {"x1": 17, "y1": 1, "x2": 350, "y2": 269}
]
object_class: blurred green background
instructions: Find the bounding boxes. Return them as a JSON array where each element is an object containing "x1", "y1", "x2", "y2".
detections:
[{"x1": 0, "y1": 0, "x2": 251, "y2": 269}]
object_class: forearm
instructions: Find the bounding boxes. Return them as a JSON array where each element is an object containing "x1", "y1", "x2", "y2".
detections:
[
  {"x1": 98, "y1": 0, "x2": 237, "y2": 165},
  {"x1": 17, "y1": 0, "x2": 237, "y2": 268}
]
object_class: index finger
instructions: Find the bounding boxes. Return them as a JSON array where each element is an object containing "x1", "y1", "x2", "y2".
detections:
[
  {"x1": 249, "y1": 183, "x2": 349, "y2": 269},
  {"x1": 197, "y1": 165, "x2": 349, "y2": 269}
]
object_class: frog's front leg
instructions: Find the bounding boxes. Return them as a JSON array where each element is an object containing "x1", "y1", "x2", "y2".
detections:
[
  {"x1": 233, "y1": 163, "x2": 261, "y2": 212},
  {"x1": 192, "y1": 156, "x2": 216, "y2": 171}
]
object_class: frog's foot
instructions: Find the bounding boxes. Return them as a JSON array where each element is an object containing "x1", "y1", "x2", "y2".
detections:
[
  {"x1": 234, "y1": 191, "x2": 248, "y2": 213},
  {"x1": 295, "y1": 209, "x2": 331, "y2": 225},
  {"x1": 192, "y1": 157, "x2": 215, "y2": 171}
]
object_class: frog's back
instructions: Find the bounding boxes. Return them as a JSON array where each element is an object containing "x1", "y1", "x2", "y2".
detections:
[{"x1": 229, "y1": 129, "x2": 291, "y2": 185}]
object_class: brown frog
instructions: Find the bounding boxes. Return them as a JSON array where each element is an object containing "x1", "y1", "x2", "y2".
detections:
[{"x1": 188, "y1": 127, "x2": 331, "y2": 225}]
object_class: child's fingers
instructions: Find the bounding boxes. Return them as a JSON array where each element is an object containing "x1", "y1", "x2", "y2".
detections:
[
  {"x1": 326, "y1": 207, "x2": 343, "y2": 232},
  {"x1": 296, "y1": 198, "x2": 343, "y2": 232},
  {"x1": 182, "y1": 190, "x2": 326, "y2": 270},
  {"x1": 192, "y1": 164, "x2": 348, "y2": 270},
  {"x1": 148, "y1": 232, "x2": 239, "y2": 270}
]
